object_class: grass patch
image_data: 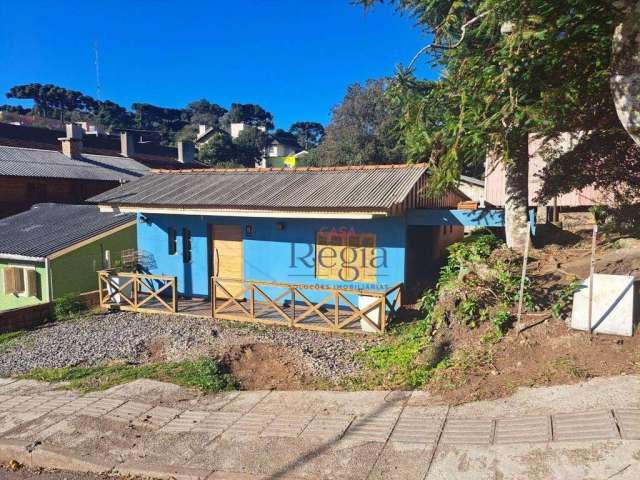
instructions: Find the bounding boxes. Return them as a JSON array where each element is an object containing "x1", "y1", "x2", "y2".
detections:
[
  {"x1": 349, "y1": 315, "x2": 440, "y2": 389},
  {"x1": 0, "y1": 331, "x2": 27, "y2": 354},
  {"x1": 428, "y1": 347, "x2": 496, "y2": 391},
  {"x1": 19, "y1": 358, "x2": 237, "y2": 393},
  {"x1": 345, "y1": 231, "x2": 528, "y2": 391}
]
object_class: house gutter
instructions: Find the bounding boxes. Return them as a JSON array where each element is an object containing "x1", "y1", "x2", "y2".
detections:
[
  {"x1": 45, "y1": 257, "x2": 53, "y2": 302},
  {"x1": 0, "y1": 253, "x2": 45, "y2": 262}
]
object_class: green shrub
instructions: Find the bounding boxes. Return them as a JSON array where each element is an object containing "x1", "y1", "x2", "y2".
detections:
[
  {"x1": 52, "y1": 293, "x2": 85, "y2": 321},
  {"x1": 357, "y1": 231, "x2": 530, "y2": 389},
  {"x1": 551, "y1": 277, "x2": 581, "y2": 320}
]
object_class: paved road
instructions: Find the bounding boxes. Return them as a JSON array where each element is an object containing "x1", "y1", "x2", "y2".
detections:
[{"x1": 0, "y1": 377, "x2": 639, "y2": 479}]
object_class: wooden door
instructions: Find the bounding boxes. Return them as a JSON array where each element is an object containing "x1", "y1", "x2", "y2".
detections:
[{"x1": 211, "y1": 224, "x2": 244, "y2": 298}]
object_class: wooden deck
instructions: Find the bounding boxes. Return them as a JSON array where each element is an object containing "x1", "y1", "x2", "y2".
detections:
[
  {"x1": 137, "y1": 297, "x2": 380, "y2": 333},
  {"x1": 212, "y1": 300, "x2": 377, "y2": 333}
]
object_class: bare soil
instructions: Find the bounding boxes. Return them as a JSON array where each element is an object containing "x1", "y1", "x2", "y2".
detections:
[
  {"x1": 426, "y1": 231, "x2": 640, "y2": 404},
  {"x1": 429, "y1": 318, "x2": 640, "y2": 404},
  {"x1": 220, "y1": 343, "x2": 308, "y2": 390}
]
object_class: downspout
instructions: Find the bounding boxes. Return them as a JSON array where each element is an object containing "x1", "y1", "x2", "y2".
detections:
[{"x1": 45, "y1": 257, "x2": 53, "y2": 302}]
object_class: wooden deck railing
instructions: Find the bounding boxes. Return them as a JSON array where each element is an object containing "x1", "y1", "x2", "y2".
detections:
[
  {"x1": 211, "y1": 277, "x2": 402, "y2": 334},
  {"x1": 98, "y1": 271, "x2": 177, "y2": 314}
]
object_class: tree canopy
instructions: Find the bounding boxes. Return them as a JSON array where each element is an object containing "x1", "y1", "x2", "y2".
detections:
[
  {"x1": 289, "y1": 121, "x2": 325, "y2": 149},
  {"x1": 2, "y1": 83, "x2": 277, "y2": 147},
  {"x1": 314, "y1": 78, "x2": 404, "y2": 166},
  {"x1": 227, "y1": 103, "x2": 274, "y2": 130},
  {"x1": 7, "y1": 83, "x2": 97, "y2": 119},
  {"x1": 357, "y1": 0, "x2": 633, "y2": 249}
]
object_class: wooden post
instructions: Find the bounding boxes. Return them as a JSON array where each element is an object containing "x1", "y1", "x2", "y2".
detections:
[
  {"x1": 211, "y1": 277, "x2": 217, "y2": 318},
  {"x1": 334, "y1": 291, "x2": 340, "y2": 328},
  {"x1": 587, "y1": 224, "x2": 598, "y2": 336},
  {"x1": 133, "y1": 273, "x2": 139, "y2": 310},
  {"x1": 97, "y1": 272, "x2": 103, "y2": 307},
  {"x1": 380, "y1": 294, "x2": 387, "y2": 333},
  {"x1": 516, "y1": 222, "x2": 531, "y2": 335},
  {"x1": 290, "y1": 287, "x2": 296, "y2": 327},
  {"x1": 249, "y1": 283, "x2": 255, "y2": 319},
  {"x1": 172, "y1": 277, "x2": 177, "y2": 313}
]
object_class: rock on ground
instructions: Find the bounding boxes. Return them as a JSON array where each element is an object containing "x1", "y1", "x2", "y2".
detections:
[{"x1": 0, "y1": 311, "x2": 372, "y2": 383}]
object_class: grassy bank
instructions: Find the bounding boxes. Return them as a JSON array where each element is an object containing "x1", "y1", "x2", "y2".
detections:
[{"x1": 345, "y1": 230, "x2": 525, "y2": 391}]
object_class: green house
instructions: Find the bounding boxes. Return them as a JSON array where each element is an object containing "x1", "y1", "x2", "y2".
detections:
[{"x1": 0, "y1": 204, "x2": 136, "y2": 311}]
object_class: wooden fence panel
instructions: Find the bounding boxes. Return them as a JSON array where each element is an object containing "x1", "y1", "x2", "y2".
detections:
[
  {"x1": 211, "y1": 277, "x2": 402, "y2": 334},
  {"x1": 98, "y1": 271, "x2": 177, "y2": 314}
]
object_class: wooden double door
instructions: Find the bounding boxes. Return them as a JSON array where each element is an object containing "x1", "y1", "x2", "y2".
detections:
[{"x1": 210, "y1": 224, "x2": 244, "y2": 298}]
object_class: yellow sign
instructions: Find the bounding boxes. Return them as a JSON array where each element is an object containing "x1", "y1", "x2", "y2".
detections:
[{"x1": 284, "y1": 156, "x2": 297, "y2": 168}]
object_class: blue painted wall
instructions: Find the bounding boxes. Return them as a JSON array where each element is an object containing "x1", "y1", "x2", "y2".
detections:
[
  {"x1": 407, "y1": 208, "x2": 537, "y2": 235},
  {"x1": 407, "y1": 209, "x2": 506, "y2": 227},
  {"x1": 136, "y1": 213, "x2": 407, "y2": 301}
]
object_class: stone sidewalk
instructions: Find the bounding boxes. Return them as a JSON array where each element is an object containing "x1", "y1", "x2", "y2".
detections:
[{"x1": 0, "y1": 377, "x2": 639, "y2": 479}]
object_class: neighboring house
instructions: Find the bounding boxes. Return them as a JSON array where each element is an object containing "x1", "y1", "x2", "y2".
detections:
[
  {"x1": 196, "y1": 123, "x2": 303, "y2": 168},
  {"x1": 0, "y1": 203, "x2": 135, "y2": 312},
  {"x1": 268, "y1": 137, "x2": 298, "y2": 158},
  {"x1": 195, "y1": 124, "x2": 222, "y2": 144},
  {"x1": 263, "y1": 139, "x2": 302, "y2": 169},
  {"x1": 265, "y1": 150, "x2": 309, "y2": 169},
  {"x1": 458, "y1": 175, "x2": 485, "y2": 203},
  {"x1": 196, "y1": 123, "x2": 268, "y2": 145},
  {"x1": 0, "y1": 123, "x2": 198, "y2": 217},
  {"x1": 484, "y1": 133, "x2": 612, "y2": 222},
  {"x1": 91, "y1": 164, "x2": 469, "y2": 304}
]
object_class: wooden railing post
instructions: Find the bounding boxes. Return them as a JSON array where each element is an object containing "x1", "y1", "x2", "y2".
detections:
[
  {"x1": 249, "y1": 282, "x2": 255, "y2": 318},
  {"x1": 211, "y1": 277, "x2": 217, "y2": 318},
  {"x1": 334, "y1": 290, "x2": 340, "y2": 329},
  {"x1": 132, "y1": 273, "x2": 139, "y2": 310},
  {"x1": 98, "y1": 272, "x2": 104, "y2": 307},
  {"x1": 290, "y1": 287, "x2": 296, "y2": 327},
  {"x1": 172, "y1": 277, "x2": 177, "y2": 313},
  {"x1": 380, "y1": 294, "x2": 387, "y2": 332}
]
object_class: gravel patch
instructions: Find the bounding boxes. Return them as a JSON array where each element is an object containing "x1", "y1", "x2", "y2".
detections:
[{"x1": 0, "y1": 311, "x2": 374, "y2": 381}]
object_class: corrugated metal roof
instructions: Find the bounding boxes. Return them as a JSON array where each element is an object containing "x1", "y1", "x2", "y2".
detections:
[
  {"x1": 0, "y1": 203, "x2": 135, "y2": 259},
  {"x1": 460, "y1": 175, "x2": 484, "y2": 187},
  {"x1": 89, "y1": 165, "x2": 430, "y2": 212},
  {"x1": 0, "y1": 145, "x2": 149, "y2": 182}
]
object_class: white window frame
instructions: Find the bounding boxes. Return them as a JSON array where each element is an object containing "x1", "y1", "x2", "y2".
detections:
[{"x1": 6, "y1": 264, "x2": 36, "y2": 298}]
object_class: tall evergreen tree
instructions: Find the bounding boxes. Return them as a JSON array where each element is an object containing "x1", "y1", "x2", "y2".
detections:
[{"x1": 358, "y1": 0, "x2": 621, "y2": 251}]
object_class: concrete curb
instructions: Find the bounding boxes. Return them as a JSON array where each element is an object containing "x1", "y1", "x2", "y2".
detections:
[
  {"x1": 30, "y1": 445, "x2": 116, "y2": 474},
  {"x1": 0, "y1": 439, "x2": 32, "y2": 466},
  {"x1": 115, "y1": 461, "x2": 213, "y2": 480},
  {"x1": 0, "y1": 438, "x2": 304, "y2": 480}
]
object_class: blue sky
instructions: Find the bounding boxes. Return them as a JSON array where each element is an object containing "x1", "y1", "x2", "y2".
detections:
[{"x1": 0, "y1": 1, "x2": 436, "y2": 129}]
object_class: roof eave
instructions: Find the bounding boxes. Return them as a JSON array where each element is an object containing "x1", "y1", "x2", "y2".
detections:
[
  {"x1": 0, "y1": 253, "x2": 46, "y2": 262},
  {"x1": 98, "y1": 204, "x2": 390, "y2": 220}
]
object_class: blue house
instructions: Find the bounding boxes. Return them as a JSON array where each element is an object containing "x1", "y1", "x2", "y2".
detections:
[{"x1": 91, "y1": 164, "x2": 483, "y2": 333}]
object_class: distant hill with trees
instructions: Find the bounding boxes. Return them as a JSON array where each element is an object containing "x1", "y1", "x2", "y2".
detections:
[{"x1": 1, "y1": 83, "x2": 278, "y2": 148}]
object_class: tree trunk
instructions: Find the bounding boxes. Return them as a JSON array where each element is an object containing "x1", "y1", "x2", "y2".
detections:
[
  {"x1": 611, "y1": 0, "x2": 640, "y2": 146},
  {"x1": 504, "y1": 129, "x2": 530, "y2": 252}
]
